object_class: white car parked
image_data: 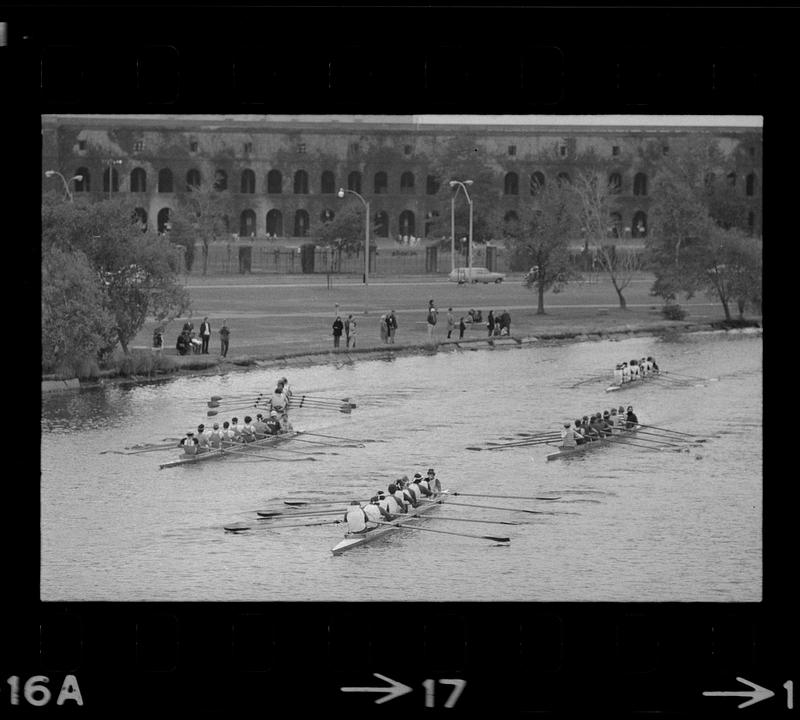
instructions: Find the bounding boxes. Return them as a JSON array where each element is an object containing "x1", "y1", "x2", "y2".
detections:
[{"x1": 448, "y1": 267, "x2": 506, "y2": 284}]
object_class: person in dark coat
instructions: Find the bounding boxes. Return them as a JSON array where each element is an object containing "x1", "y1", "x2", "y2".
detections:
[
  {"x1": 332, "y1": 316, "x2": 344, "y2": 349},
  {"x1": 199, "y1": 317, "x2": 211, "y2": 353},
  {"x1": 500, "y1": 309, "x2": 511, "y2": 335},
  {"x1": 487, "y1": 310, "x2": 495, "y2": 337}
]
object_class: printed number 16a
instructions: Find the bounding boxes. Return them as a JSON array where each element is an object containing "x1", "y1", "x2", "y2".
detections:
[{"x1": 422, "y1": 679, "x2": 466, "y2": 708}]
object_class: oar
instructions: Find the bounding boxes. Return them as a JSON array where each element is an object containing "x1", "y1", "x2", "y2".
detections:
[
  {"x1": 299, "y1": 431, "x2": 366, "y2": 443},
  {"x1": 485, "y1": 438, "x2": 561, "y2": 451},
  {"x1": 449, "y1": 492, "x2": 561, "y2": 501},
  {"x1": 637, "y1": 424, "x2": 706, "y2": 439},
  {"x1": 225, "y1": 518, "x2": 343, "y2": 532},
  {"x1": 444, "y1": 500, "x2": 553, "y2": 515},
  {"x1": 284, "y1": 499, "x2": 343, "y2": 507},
  {"x1": 487, "y1": 433, "x2": 561, "y2": 446},
  {"x1": 423, "y1": 515, "x2": 521, "y2": 526},
  {"x1": 661, "y1": 370, "x2": 709, "y2": 381},
  {"x1": 632, "y1": 429, "x2": 702, "y2": 445},
  {"x1": 372, "y1": 519, "x2": 510, "y2": 544},
  {"x1": 219, "y1": 445, "x2": 316, "y2": 462},
  {"x1": 289, "y1": 437, "x2": 365, "y2": 448},
  {"x1": 258, "y1": 509, "x2": 345, "y2": 519}
]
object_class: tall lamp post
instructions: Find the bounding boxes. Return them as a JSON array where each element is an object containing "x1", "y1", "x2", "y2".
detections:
[
  {"x1": 449, "y1": 179, "x2": 474, "y2": 280},
  {"x1": 337, "y1": 187, "x2": 370, "y2": 315},
  {"x1": 44, "y1": 170, "x2": 83, "y2": 202},
  {"x1": 106, "y1": 159, "x2": 123, "y2": 198}
]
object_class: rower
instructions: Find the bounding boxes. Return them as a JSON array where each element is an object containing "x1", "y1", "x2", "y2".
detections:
[
  {"x1": 426, "y1": 468, "x2": 441, "y2": 494},
  {"x1": 613, "y1": 363, "x2": 624, "y2": 386},
  {"x1": 415, "y1": 472, "x2": 432, "y2": 497},
  {"x1": 179, "y1": 431, "x2": 199, "y2": 456},
  {"x1": 629, "y1": 359, "x2": 640, "y2": 381},
  {"x1": 364, "y1": 495, "x2": 391, "y2": 525},
  {"x1": 621, "y1": 361, "x2": 631, "y2": 384},
  {"x1": 397, "y1": 476, "x2": 418, "y2": 508},
  {"x1": 386, "y1": 483, "x2": 407, "y2": 514},
  {"x1": 582, "y1": 415, "x2": 599, "y2": 441},
  {"x1": 572, "y1": 419, "x2": 587, "y2": 445},
  {"x1": 560, "y1": 422, "x2": 579, "y2": 448},
  {"x1": 230, "y1": 417, "x2": 242, "y2": 442},
  {"x1": 253, "y1": 413, "x2": 268, "y2": 437},
  {"x1": 626, "y1": 405, "x2": 639, "y2": 428},
  {"x1": 647, "y1": 356, "x2": 660, "y2": 373},
  {"x1": 639, "y1": 357, "x2": 648, "y2": 377},
  {"x1": 240, "y1": 416, "x2": 257, "y2": 443},
  {"x1": 208, "y1": 423, "x2": 222, "y2": 449},
  {"x1": 279, "y1": 377, "x2": 292, "y2": 403},
  {"x1": 270, "y1": 383, "x2": 287, "y2": 417},
  {"x1": 265, "y1": 410, "x2": 282, "y2": 435},
  {"x1": 601, "y1": 410, "x2": 615, "y2": 435},
  {"x1": 343, "y1": 500, "x2": 369, "y2": 534},
  {"x1": 221, "y1": 421, "x2": 234, "y2": 441},
  {"x1": 196, "y1": 424, "x2": 211, "y2": 452},
  {"x1": 407, "y1": 473, "x2": 429, "y2": 501}
]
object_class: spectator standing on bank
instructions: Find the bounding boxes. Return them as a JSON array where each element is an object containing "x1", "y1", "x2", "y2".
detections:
[
  {"x1": 459, "y1": 316, "x2": 466, "y2": 339},
  {"x1": 152, "y1": 325, "x2": 164, "y2": 354},
  {"x1": 199, "y1": 316, "x2": 211, "y2": 354},
  {"x1": 332, "y1": 315, "x2": 344, "y2": 349},
  {"x1": 446, "y1": 308, "x2": 455, "y2": 339},
  {"x1": 348, "y1": 315, "x2": 357, "y2": 348},
  {"x1": 379, "y1": 314, "x2": 388, "y2": 343},
  {"x1": 487, "y1": 310, "x2": 495, "y2": 337},
  {"x1": 426, "y1": 300, "x2": 438, "y2": 339},
  {"x1": 387, "y1": 310, "x2": 398, "y2": 343},
  {"x1": 219, "y1": 320, "x2": 230, "y2": 358},
  {"x1": 344, "y1": 315, "x2": 352, "y2": 348},
  {"x1": 500, "y1": 309, "x2": 511, "y2": 336}
]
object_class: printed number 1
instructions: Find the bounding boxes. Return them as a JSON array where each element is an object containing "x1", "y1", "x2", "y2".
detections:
[
  {"x1": 423, "y1": 679, "x2": 467, "y2": 708},
  {"x1": 785, "y1": 680, "x2": 793, "y2": 710}
]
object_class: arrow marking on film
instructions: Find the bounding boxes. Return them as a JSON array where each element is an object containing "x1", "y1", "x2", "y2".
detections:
[
  {"x1": 702, "y1": 677, "x2": 775, "y2": 709},
  {"x1": 340, "y1": 673, "x2": 413, "y2": 705}
]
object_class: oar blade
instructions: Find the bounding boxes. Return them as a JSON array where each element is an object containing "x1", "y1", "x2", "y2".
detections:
[{"x1": 485, "y1": 535, "x2": 511, "y2": 543}]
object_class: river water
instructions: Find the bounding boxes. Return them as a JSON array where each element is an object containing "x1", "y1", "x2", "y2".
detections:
[{"x1": 41, "y1": 330, "x2": 762, "y2": 602}]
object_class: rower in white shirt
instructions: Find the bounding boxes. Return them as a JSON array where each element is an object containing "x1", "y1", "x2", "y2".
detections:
[
  {"x1": 196, "y1": 424, "x2": 211, "y2": 452},
  {"x1": 179, "y1": 431, "x2": 199, "y2": 456},
  {"x1": 386, "y1": 482, "x2": 408, "y2": 514},
  {"x1": 426, "y1": 468, "x2": 442, "y2": 495},
  {"x1": 613, "y1": 363, "x2": 624, "y2": 386},
  {"x1": 560, "y1": 422, "x2": 580, "y2": 448},
  {"x1": 343, "y1": 500, "x2": 369, "y2": 533},
  {"x1": 629, "y1": 359, "x2": 640, "y2": 381},
  {"x1": 220, "y1": 421, "x2": 235, "y2": 441},
  {"x1": 208, "y1": 423, "x2": 222, "y2": 449},
  {"x1": 229, "y1": 417, "x2": 242, "y2": 442},
  {"x1": 621, "y1": 361, "x2": 630, "y2": 384},
  {"x1": 240, "y1": 416, "x2": 257, "y2": 443},
  {"x1": 363, "y1": 495, "x2": 391, "y2": 526}
]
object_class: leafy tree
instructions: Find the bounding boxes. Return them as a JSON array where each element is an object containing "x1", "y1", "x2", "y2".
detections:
[
  {"x1": 495, "y1": 180, "x2": 581, "y2": 314},
  {"x1": 311, "y1": 203, "x2": 375, "y2": 254},
  {"x1": 171, "y1": 186, "x2": 232, "y2": 275},
  {"x1": 42, "y1": 196, "x2": 190, "y2": 355},
  {"x1": 42, "y1": 246, "x2": 116, "y2": 373},
  {"x1": 700, "y1": 226, "x2": 762, "y2": 321},
  {"x1": 571, "y1": 169, "x2": 641, "y2": 308}
]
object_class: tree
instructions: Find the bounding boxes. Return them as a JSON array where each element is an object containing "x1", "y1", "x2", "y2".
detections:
[
  {"x1": 171, "y1": 186, "x2": 232, "y2": 275},
  {"x1": 42, "y1": 197, "x2": 190, "y2": 355},
  {"x1": 572, "y1": 169, "x2": 641, "y2": 308},
  {"x1": 42, "y1": 246, "x2": 116, "y2": 373},
  {"x1": 700, "y1": 226, "x2": 762, "y2": 321},
  {"x1": 311, "y1": 203, "x2": 373, "y2": 254},
  {"x1": 495, "y1": 180, "x2": 581, "y2": 314}
]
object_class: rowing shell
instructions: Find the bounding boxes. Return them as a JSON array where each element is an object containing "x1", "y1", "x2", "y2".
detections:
[
  {"x1": 606, "y1": 372, "x2": 661, "y2": 393},
  {"x1": 331, "y1": 492, "x2": 447, "y2": 555},
  {"x1": 546, "y1": 425, "x2": 640, "y2": 461},
  {"x1": 159, "y1": 431, "x2": 299, "y2": 469}
]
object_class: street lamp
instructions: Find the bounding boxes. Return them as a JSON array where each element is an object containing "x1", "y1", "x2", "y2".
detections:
[
  {"x1": 449, "y1": 179, "x2": 474, "y2": 279},
  {"x1": 44, "y1": 170, "x2": 83, "y2": 202},
  {"x1": 337, "y1": 187, "x2": 370, "y2": 315},
  {"x1": 106, "y1": 159, "x2": 123, "y2": 198}
]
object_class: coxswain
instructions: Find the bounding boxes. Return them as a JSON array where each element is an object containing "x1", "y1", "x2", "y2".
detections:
[
  {"x1": 196, "y1": 424, "x2": 211, "y2": 452},
  {"x1": 613, "y1": 363, "x2": 624, "y2": 386},
  {"x1": 343, "y1": 500, "x2": 369, "y2": 534},
  {"x1": 386, "y1": 483, "x2": 407, "y2": 514},
  {"x1": 230, "y1": 417, "x2": 242, "y2": 442},
  {"x1": 208, "y1": 423, "x2": 222, "y2": 449},
  {"x1": 240, "y1": 416, "x2": 257, "y2": 443},
  {"x1": 626, "y1": 405, "x2": 639, "y2": 428},
  {"x1": 363, "y1": 495, "x2": 391, "y2": 526},
  {"x1": 265, "y1": 410, "x2": 282, "y2": 435},
  {"x1": 560, "y1": 422, "x2": 579, "y2": 448},
  {"x1": 426, "y1": 468, "x2": 442, "y2": 494},
  {"x1": 179, "y1": 431, "x2": 199, "y2": 456},
  {"x1": 647, "y1": 356, "x2": 659, "y2": 373},
  {"x1": 621, "y1": 361, "x2": 631, "y2": 384}
]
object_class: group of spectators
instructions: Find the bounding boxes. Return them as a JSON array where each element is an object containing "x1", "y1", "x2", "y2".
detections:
[{"x1": 152, "y1": 317, "x2": 231, "y2": 358}]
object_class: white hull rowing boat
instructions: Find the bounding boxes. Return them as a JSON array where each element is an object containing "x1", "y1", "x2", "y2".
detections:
[
  {"x1": 330, "y1": 492, "x2": 447, "y2": 555},
  {"x1": 159, "y1": 431, "x2": 299, "y2": 469},
  {"x1": 546, "y1": 425, "x2": 640, "y2": 461},
  {"x1": 605, "y1": 372, "x2": 661, "y2": 392}
]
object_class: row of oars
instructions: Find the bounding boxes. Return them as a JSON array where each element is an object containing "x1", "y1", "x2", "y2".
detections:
[
  {"x1": 468, "y1": 423, "x2": 711, "y2": 453},
  {"x1": 223, "y1": 491, "x2": 570, "y2": 546},
  {"x1": 206, "y1": 392, "x2": 355, "y2": 417}
]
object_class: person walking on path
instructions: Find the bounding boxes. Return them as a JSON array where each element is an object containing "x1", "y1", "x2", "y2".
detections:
[
  {"x1": 199, "y1": 317, "x2": 211, "y2": 354},
  {"x1": 446, "y1": 308, "x2": 455, "y2": 339},
  {"x1": 426, "y1": 300, "x2": 438, "y2": 340},
  {"x1": 379, "y1": 314, "x2": 388, "y2": 343},
  {"x1": 347, "y1": 314, "x2": 357, "y2": 348},
  {"x1": 487, "y1": 310, "x2": 495, "y2": 337},
  {"x1": 218, "y1": 320, "x2": 230, "y2": 358},
  {"x1": 332, "y1": 315, "x2": 344, "y2": 349},
  {"x1": 387, "y1": 310, "x2": 398, "y2": 343}
]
